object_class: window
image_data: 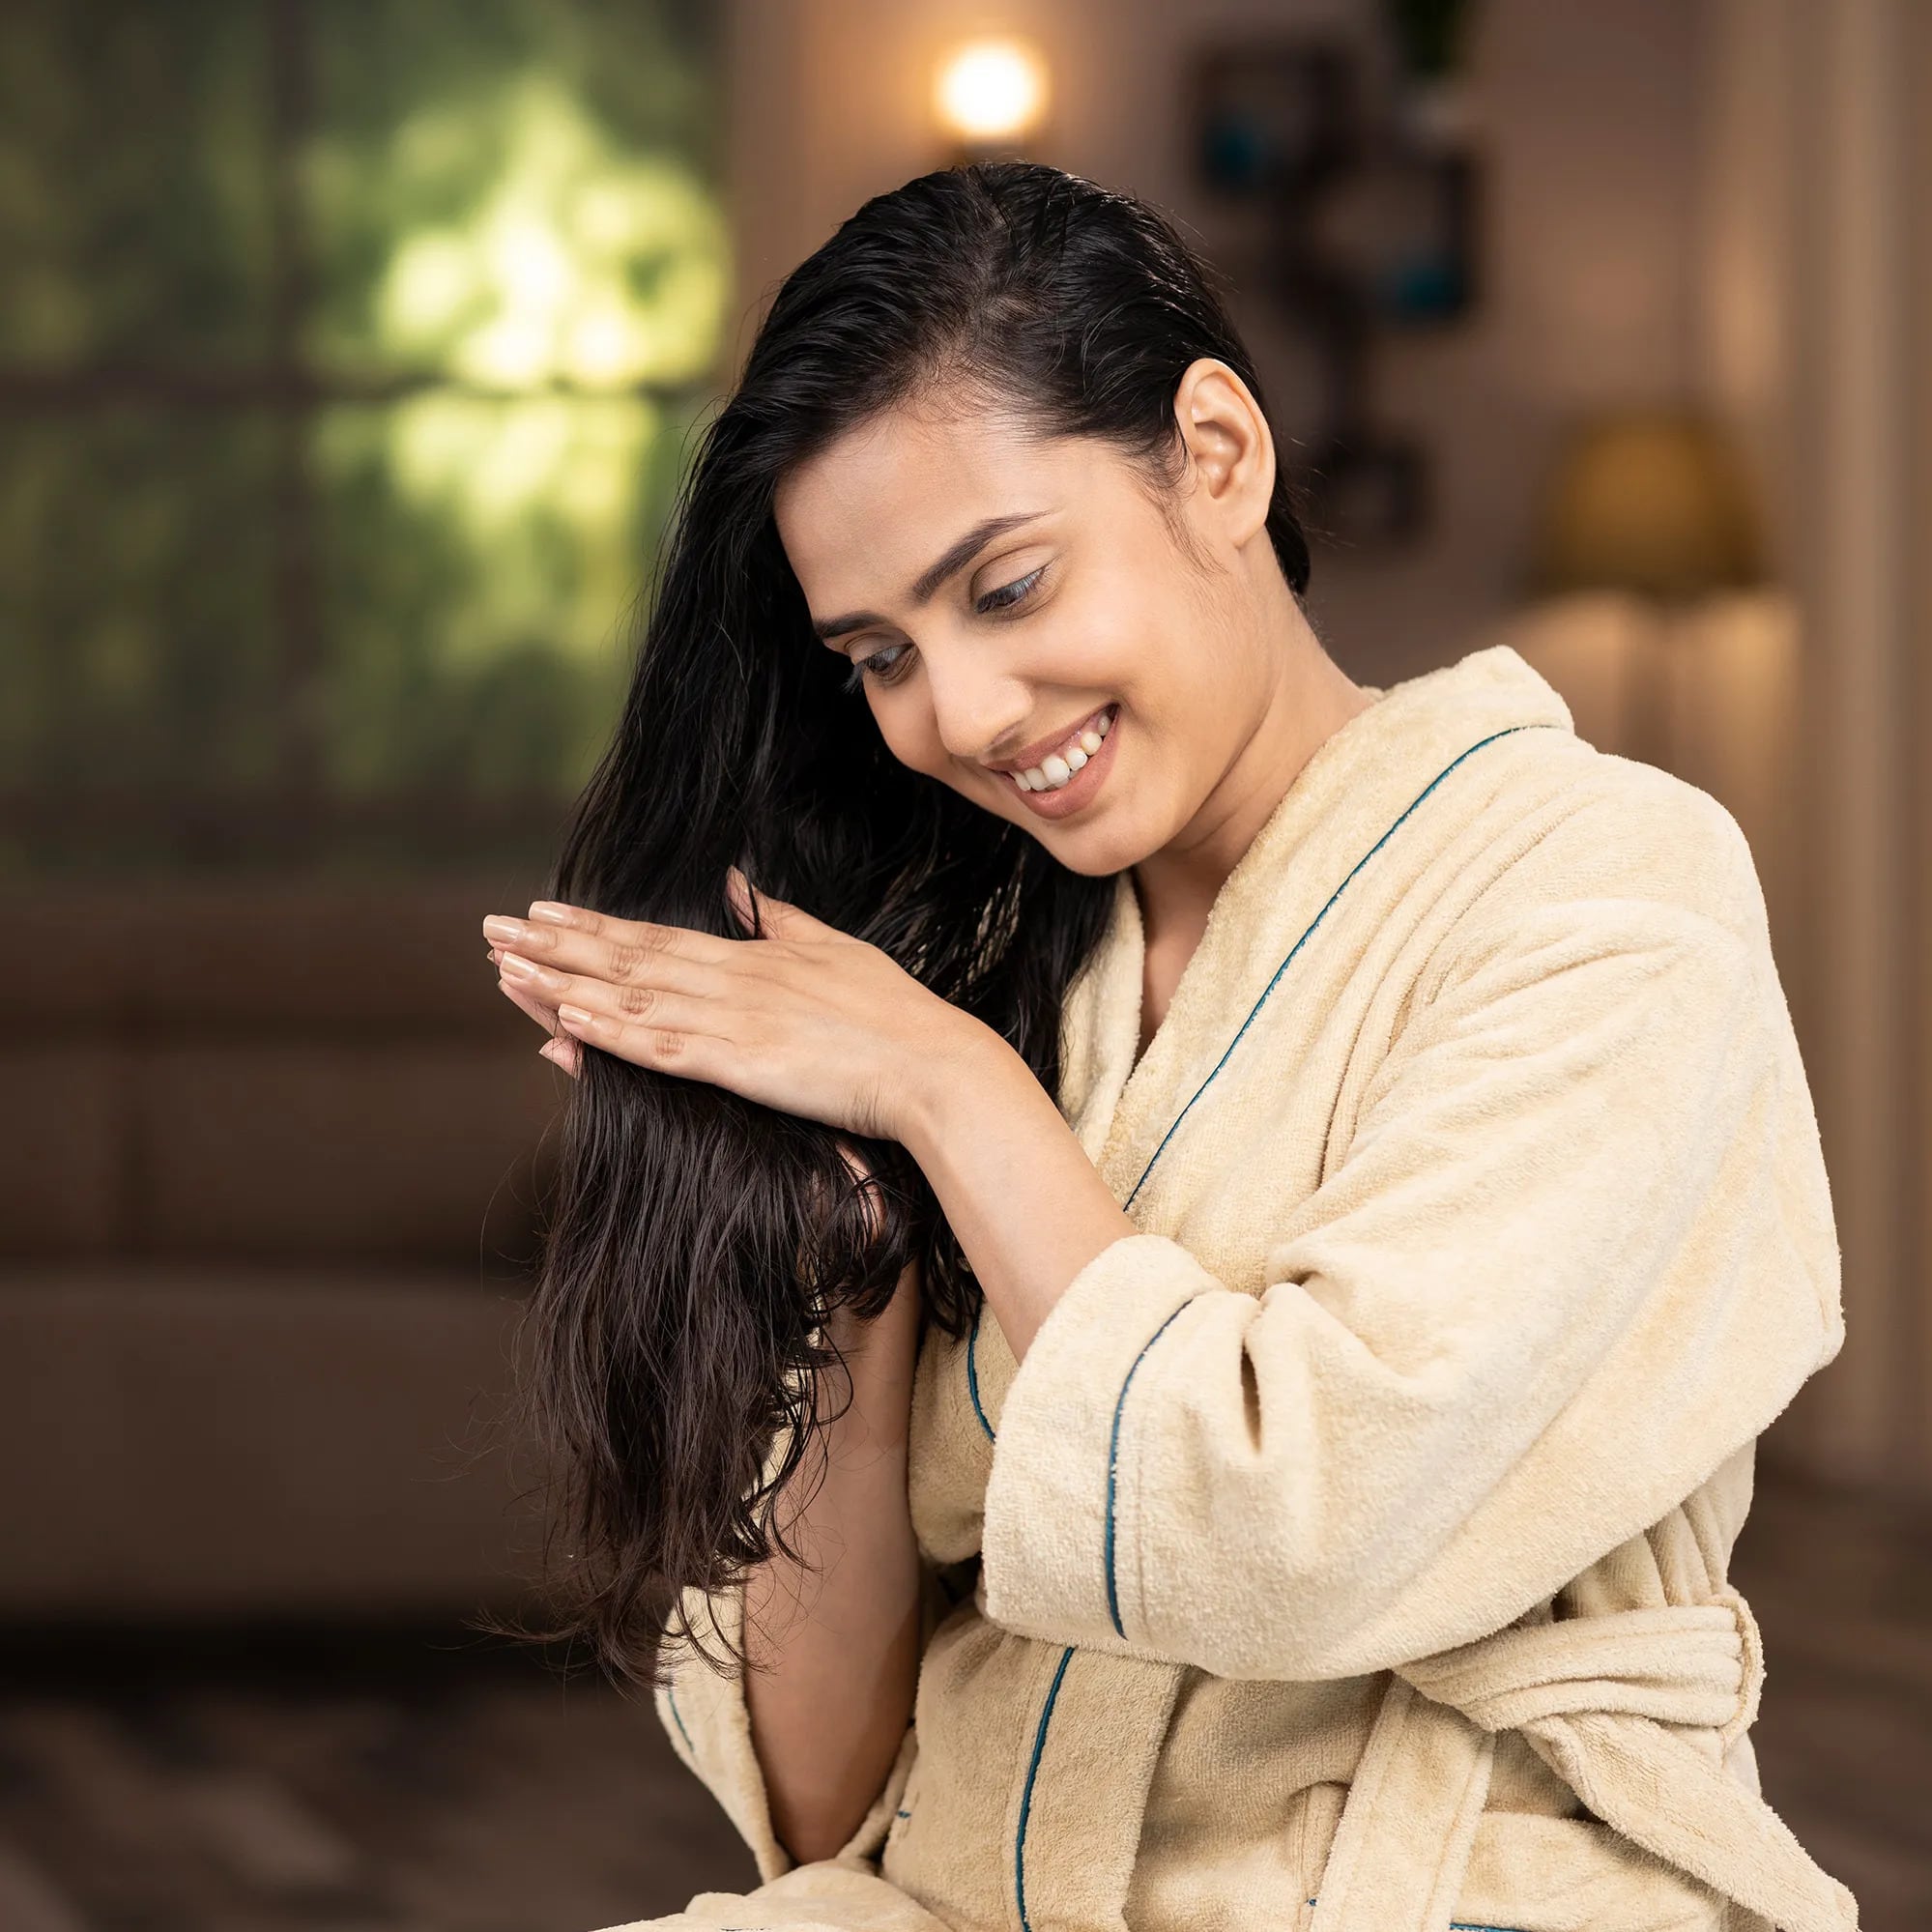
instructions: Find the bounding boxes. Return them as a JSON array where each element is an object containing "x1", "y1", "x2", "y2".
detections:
[{"x1": 0, "y1": 0, "x2": 728, "y2": 874}]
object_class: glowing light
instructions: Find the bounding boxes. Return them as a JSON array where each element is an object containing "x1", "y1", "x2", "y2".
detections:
[
  {"x1": 572, "y1": 180, "x2": 643, "y2": 250},
  {"x1": 356, "y1": 74, "x2": 727, "y2": 392},
  {"x1": 380, "y1": 230, "x2": 476, "y2": 344},
  {"x1": 485, "y1": 213, "x2": 576, "y2": 311},
  {"x1": 563, "y1": 304, "x2": 639, "y2": 386},
  {"x1": 314, "y1": 72, "x2": 723, "y2": 736},
  {"x1": 469, "y1": 400, "x2": 575, "y2": 523},
  {"x1": 934, "y1": 39, "x2": 1050, "y2": 144},
  {"x1": 454, "y1": 312, "x2": 553, "y2": 389}
]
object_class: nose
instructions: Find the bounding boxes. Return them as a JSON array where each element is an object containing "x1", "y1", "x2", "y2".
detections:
[{"x1": 924, "y1": 647, "x2": 1031, "y2": 767}]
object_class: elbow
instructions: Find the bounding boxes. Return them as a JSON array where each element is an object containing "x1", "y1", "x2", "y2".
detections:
[
  {"x1": 762, "y1": 1725, "x2": 909, "y2": 1866},
  {"x1": 769, "y1": 1750, "x2": 900, "y2": 1865},
  {"x1": 771, "y1": 1801, "x2": 865, "y2": 1868}
]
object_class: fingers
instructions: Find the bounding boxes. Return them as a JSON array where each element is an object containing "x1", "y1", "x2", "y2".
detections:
[
  {"x1": 489, "y1": 930, "x2": 732, "y2": 1067},
  {"x1": 551, "y1": 983, "x2": 726, "y2": 1055},
  {"x1": 495, "y1": 941, "x2": 724, "y2": 1041},
  {"x1": 551, "y1": 1000, "x2": 735, "y2": 1086},
  {"x1": 480, "y1": 892, "x2": 768, "y2": 1085},
  {"x1": 481, "y1": 905, "x2": 736, "y2": 988}
]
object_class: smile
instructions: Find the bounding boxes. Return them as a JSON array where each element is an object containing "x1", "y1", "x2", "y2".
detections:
[{"x1": 1002, "y1": 704, "x2": 1119, "y2": 821}]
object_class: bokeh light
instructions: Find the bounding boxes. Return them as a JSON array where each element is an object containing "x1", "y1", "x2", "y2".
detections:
[{"x1": 933, "y1": 38, "x2": 1050, "y2": 144}]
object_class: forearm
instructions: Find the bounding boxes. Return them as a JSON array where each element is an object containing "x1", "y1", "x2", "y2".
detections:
[
  {"x1": 741, "y1": 1261, "x2": 924, "y2": 1864},
  {"x1": 901, "y1": 1030, "x2": 1137, "y2": 1365}
]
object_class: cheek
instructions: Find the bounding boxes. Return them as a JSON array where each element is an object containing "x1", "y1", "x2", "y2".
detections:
[
  {"x1": 874, "y1": 696, "x2": 950, "y2": 776},
  {"x1": 1071, "y1": 548, "x2": 1187, "y2": 676}
]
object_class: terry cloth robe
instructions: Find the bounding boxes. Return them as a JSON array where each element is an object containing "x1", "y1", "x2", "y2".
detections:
[{"x1": 604, "y1": 642, "x2": 1856, "y2": 1932}]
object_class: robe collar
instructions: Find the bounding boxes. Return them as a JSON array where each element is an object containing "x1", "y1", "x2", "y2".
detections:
[{"x1": 1057, "y1": 644, "x2": 1576, "y2": 1204}]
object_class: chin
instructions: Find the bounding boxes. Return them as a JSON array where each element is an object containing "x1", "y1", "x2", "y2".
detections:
[{"x1": 1040, "y1": 814, "x2": 1155, "y2": 879}]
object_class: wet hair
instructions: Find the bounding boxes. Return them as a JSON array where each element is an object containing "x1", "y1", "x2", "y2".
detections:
[{"x1": 503, "y1": 160, "x2": 1312, "y2": 1687}]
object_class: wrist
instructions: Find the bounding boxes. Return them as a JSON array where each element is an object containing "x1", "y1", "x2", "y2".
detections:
[{"x1": 900, "y1": 1018, "x2": 1026, "y2": 1166}]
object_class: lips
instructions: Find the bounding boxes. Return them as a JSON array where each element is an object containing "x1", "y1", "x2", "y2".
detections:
[
  {"x1": 986, "y1": 703, "x2": 1115, "y2": 776},
  {"x1": 1003, "y1": 700, "x2": 1120, "y2": 820}
]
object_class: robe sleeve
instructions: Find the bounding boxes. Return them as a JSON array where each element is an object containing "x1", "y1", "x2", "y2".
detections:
[
  {"x1": 978, "y1": 793, "x2": 1844, "y2": 1682},
  {"x1": 652, "y1": 1561, "x2": 941, "y2": 1881}
]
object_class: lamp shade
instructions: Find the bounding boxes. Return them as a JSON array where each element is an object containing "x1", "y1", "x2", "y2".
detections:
[{"x1": 1531, "y1": 411, "x2": 1766, "y2": 603}]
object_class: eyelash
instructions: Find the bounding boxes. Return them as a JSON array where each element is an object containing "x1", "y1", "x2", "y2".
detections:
[{"x1": 840, "y1": 565, "x2": 1049, "y2": 694}]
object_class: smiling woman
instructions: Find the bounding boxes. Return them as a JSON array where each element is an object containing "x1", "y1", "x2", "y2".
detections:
[
  {"x1": 494, "y1": 159, "x2": 1329, "y2": 1700},
  {"x1": 486, "y1": 162, "x2": 1855, "y2": 1932},
  {"x1": 771, "y1": 360, "x2": 1355, "y2": 869}
]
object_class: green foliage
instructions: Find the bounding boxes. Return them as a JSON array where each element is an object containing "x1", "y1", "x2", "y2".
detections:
[
  {"x1": 0, "y1": 413, "x2": 279, "y2": 788},
  {"x1": 0, "y1": 0, "x2": 726, "y2": 875},
  {"x1": 0, "y1": 3, "x2": 274, "y2": 365},
  {"x1": 314, "y1": 390, "x2": 707, "y2": 802}
]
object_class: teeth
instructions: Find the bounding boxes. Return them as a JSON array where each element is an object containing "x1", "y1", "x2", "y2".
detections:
[{"x1": 1015, "y1": 705, "x2": 1115, "y2": 793}]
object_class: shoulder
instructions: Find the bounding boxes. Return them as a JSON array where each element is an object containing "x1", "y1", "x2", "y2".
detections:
[
  {"x1": 1395, "y1": 741, "x2": 1783, "y2": 1042},
  {"x1": 1470, "y1": 733, "x2": 1771, "y2": 952}
]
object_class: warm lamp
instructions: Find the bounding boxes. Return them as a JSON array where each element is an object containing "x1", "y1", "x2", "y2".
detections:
[
  {"x1": 1528, "y1": 410, "x2": 1771, "y2": 770},
  {"x1": 934, "y1": 39, "x2": 1050, "y2": 159},
  {"x1": 1532, "y1": 411, "x2": 1766, "y2": 604}
]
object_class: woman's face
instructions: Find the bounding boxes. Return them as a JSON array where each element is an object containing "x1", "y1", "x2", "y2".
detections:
[{"x1": 772, "y1": 371, "x2": 1288, "y2": 878}]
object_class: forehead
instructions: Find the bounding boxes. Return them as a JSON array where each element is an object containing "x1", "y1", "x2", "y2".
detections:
[{"x1": 773, "y1": 396, "x2": 1107, "y2": 603}]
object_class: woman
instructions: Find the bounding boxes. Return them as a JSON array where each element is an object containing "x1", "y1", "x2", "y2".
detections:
[{"x1": 481, "y1": 163, "x2": 1856, "y2": 1932}]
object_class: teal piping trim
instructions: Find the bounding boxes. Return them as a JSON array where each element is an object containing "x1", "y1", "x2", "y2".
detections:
[
  {"x1": 1100, "y1": 724, "x2": 1562, "y2": 1643},
  {"x1": 1014, "y1": 1645, "x2": 1074, "y2": 1932},
  {"x1": 666, "y1": 1684, "x2": 695, "y2": 1757},
  {"x1": 1121, "y1": 723, "x2": 1560, "y2": 1213},
  {"x1": 1103, "y1": 1297, "x2": 1201, "y2": 1638},
  {"x1": 966, "y1": 1302, "x2": 995, "y2": 1442}
]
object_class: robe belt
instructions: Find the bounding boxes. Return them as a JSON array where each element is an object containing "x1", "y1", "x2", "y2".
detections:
[{"x1": 1307, "y1": 1588, "x2": 1860, "y2": 1932}]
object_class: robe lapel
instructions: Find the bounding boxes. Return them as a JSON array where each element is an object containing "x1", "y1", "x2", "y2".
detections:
[
  {"x1": 1056, "y1": 646, "x2": 1576, "y2": 1210},
  {"x1": 1055, "y1": 868, "x2": 1145, "y2": 1166}
]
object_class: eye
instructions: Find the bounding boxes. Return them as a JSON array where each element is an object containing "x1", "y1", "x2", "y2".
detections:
[
  {"x1": 841, "y1": 641, "x2": 911, "y2": 694},
  {"x1": 976, "y1": 564, "x2": 1048, "y2": 615}
]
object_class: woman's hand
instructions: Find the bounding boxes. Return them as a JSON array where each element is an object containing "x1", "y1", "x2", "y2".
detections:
[{"x1": 481, "y1": 866, "x2": 976, "y2": 1145}]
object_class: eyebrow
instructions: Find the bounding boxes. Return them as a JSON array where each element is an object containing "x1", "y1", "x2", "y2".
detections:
[{"x1": 810, "y1": 510, "x2": 1050, "y2": 643}]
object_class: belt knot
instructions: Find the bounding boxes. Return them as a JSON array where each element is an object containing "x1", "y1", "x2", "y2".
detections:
[{"x1": 1398, "y1": 1584, "x2": 1765, "y2": 1746}]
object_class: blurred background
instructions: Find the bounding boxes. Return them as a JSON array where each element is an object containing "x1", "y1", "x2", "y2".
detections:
[{"x1": 0, "y1": 1, "x2": 1925, "y2": 1927}]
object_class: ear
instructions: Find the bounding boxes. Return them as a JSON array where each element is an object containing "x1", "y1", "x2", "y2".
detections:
[{"x1": 1171, "y1": 358, "x2": 1276, "y2": 550}]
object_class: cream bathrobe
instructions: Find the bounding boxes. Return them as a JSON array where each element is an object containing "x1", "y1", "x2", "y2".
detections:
[{"x1": 610, "y1": 644, "x2": 1855, "y2": 1932}]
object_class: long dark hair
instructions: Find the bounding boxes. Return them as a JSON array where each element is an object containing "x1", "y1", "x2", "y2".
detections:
[{"x1": 507, "y1": 160, "x2": 1312, "y2": 1687}]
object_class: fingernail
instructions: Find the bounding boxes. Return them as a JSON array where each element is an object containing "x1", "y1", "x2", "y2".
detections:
[
  {"x1": 529, "y1": 902, "x2": 573, "y2": 925},
  {"x1": 483, "y1": 915, "x2": 524, "y2": 945},
  {"x1": 558, "y1": 1004, "x2": 597, "y2": 1029},
  {"x1": 499, "y1": 953, "x2": 539, "y2": 981}
]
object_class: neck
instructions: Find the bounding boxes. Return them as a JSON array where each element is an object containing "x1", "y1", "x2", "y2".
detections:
[{"x1": 1132, "y1": 610, "x2": 1376, "y2": 951}]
